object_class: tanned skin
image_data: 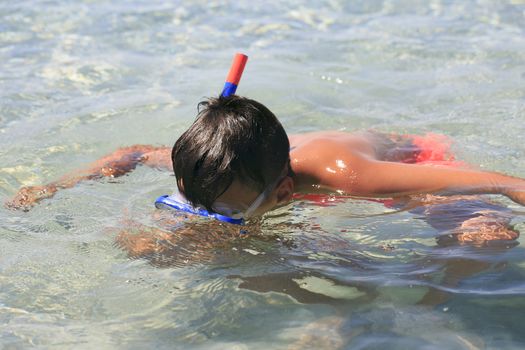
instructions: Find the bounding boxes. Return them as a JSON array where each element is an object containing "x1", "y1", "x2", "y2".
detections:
[
  {"x1": 5, "y1": 131, "x2": 525, "y2": 246},
  {"x1": 288, "y1": 131, "x2": 525, "y2": 203}
]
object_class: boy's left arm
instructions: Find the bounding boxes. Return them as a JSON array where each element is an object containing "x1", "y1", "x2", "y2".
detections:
[
  {"x1": 6, "y1": 145, "x2": 172, "y2": 210},
  {"x1": 325, "y1": 154, "x2": 525, "y2": 205}
]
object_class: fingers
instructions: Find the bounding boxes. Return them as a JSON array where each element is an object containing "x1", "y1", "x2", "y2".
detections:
[
  {"x1": 4, "y1": 187, "x2": 34, "y2": 211},
  {"x1": 4, "y1": 185, "x2": 57, "y2": 211},
  {"x1": 437, "y1": 215, "x2": 519, "y2": 247}
]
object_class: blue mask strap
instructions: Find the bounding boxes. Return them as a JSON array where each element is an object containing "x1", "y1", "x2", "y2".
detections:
[{"x1": 155, "y1": 195, "x2": 245, "y2": 225}]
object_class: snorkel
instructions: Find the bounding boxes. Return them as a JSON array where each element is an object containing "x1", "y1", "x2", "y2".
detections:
[
  {"x1": 221, "y1": 53, "x2": 248, "y2": 97},
  {"x1": 155, "y1": 53, "x2": 249, "y2": 225}
]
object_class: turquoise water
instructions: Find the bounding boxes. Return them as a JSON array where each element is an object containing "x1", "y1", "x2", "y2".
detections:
[{"x1": 1, "y1": 0, "x2": 525, "y2": 348}]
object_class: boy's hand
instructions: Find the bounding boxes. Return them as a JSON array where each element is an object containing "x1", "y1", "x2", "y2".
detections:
[
  {"x1": 5, "y1": 185, "x2": 57, "y2": 211},
  {"x1": 504, "y1": 189, "x2": 525, "y2": 206}
]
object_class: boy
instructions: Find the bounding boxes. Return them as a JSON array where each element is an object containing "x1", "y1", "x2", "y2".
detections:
[{"x1": 6, "y1": 95, "x2": 525, "y2": 243}]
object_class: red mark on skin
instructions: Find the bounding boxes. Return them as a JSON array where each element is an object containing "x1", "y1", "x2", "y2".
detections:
[
  {"x1": 293, "y1": 193, "x2": 353, "y2": 207},
  {"x1": 293, "y1": 193, "x2": 396, "y2": 208}
]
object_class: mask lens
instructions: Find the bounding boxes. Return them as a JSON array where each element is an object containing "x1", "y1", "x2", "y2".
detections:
[{"x1": 212, "y1": 202, "x2": 246, "y2": 219}]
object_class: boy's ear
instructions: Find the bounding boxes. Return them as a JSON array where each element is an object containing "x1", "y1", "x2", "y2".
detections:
[{"x1": 276, "y1": 177, "x2": 294, "y2": 205}]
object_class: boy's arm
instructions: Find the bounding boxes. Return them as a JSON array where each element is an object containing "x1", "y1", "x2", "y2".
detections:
[
  {"x1": 322, "y1": 154, "x2": 525, "y2": 205},
  {"x1": 6, "y1": 145, "x2": 172, "y2": 210},
  {"x1": 115, "y1": 213, "x2": 243, "y2": 267}
]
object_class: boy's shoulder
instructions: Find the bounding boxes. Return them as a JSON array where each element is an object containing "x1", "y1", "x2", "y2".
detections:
[
  {"x1": 289, "y1": 131, "x2": 374, "y2": 189},
  {"x1": 289, "y1": 131, "x2": 376, "y2": 161}
]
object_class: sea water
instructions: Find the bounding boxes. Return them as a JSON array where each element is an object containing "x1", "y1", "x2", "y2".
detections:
[{"x1": 1, "y1": 0, "x2": 525, "y2": 348}]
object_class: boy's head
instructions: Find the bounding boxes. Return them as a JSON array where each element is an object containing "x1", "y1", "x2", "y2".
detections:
[{"x1": 172, "y1": 95, "x2": 294, "y2": 219}]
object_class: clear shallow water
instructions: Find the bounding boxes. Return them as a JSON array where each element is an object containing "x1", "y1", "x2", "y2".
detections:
[{"x1": 1, "y1": 0, "x2": 525, "y2": 348}]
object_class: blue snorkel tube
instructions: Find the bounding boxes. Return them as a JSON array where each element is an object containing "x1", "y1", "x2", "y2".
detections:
[{"x1": 155, "y1": 53, "x2": 249, "y2": 225}]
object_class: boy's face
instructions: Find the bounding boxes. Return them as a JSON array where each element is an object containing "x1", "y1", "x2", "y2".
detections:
[{"x1": 213, "y1": 176, "x2": 294, "y2": 219}]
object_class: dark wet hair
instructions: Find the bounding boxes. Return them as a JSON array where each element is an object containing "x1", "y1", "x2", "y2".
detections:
[{"x1": 172, "y1": 95, "x2": 289, "y2": 211}]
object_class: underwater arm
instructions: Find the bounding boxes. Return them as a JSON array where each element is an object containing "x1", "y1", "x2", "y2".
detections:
[
  {"x1": 5, "y1": 145, "x2": 171, "y2": 210},
  {"x1": 115, "y1": 213, "x2": 244, "y2": 267},
  {"x1": 331, "y1": 155, "x2": 525, "y2": 205}
]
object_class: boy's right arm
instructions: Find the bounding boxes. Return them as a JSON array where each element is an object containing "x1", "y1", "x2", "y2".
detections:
[
  {"x1": 5, "y1": 145, "x2": 172, "y2": 211},
  {"x1": 348, "y1": 156, "x2": 525, "y2": 206},
  {"x1": 310, "y1": 148, "x2": 525, "y2": 206}
]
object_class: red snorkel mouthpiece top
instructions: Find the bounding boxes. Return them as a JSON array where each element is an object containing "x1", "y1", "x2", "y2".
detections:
[{"x1": 221, "y1": 53, "x2": 248, "y2": 97}]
